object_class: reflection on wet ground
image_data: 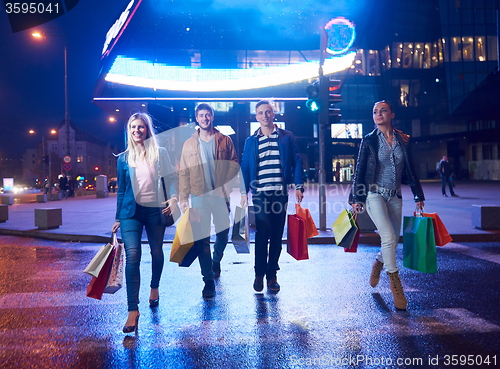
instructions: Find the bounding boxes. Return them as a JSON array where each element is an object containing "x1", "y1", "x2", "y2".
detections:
[{"x1": 0, "y1": 236, "x2": 499, "y2": 368}]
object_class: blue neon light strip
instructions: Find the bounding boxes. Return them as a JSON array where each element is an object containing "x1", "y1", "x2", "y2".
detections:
[{"x1": 105, "y1": 53, "x2": 355, "y2": 92}]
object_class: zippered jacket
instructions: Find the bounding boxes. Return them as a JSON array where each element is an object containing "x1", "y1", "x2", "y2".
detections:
[
  {"x1": 240, "y1": 127, "x2": 304, "y2": 194},
  {"x1": 179, "y1": 129, "x2": 239, "y2": 202},
  {"x1": 349, "y1": 128, "x2": 425, "y2": 204}
]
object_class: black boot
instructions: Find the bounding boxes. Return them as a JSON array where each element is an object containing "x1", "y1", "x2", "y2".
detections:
[{"x1": 202, "y1": 280, "x2": 215, "y2": 298}]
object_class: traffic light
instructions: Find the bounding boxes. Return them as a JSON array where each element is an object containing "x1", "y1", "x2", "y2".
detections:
[
  {"x1": 328, "y1": 79, "x2": 342, "y2": 123},
  {"x1": 42, "y1": 155, "x2": 49, "y2": 164},
  {"x1": 305, "y1": 81, "x2": 320, "y2": 113}
]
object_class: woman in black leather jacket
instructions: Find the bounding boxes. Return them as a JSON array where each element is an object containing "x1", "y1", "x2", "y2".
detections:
[{"x1": 350, "y1": 101, "x2": 424, "y2": 310}]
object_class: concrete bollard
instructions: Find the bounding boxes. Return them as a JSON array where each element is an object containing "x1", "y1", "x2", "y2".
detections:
[
  {"x1": 36, "y1": 194, "x2": 47, "y2": 203},
  {"x1": 35, "y1": 208, "x2": 62, "y2": 229},
  {"x1": 96, "y1": 190, "x2": 109, "y2": 198},
  {"x1": 472, "y1": 205, "x2": 500, "y2": 230},
  {"x1": 50, "y1": 193, "x2": 63, "y2": 201},
  {"x1": 0, "y1": 204, "x2": 8, "y2": 222},
  {"x1": 1, "y1": 195, "x2": 14, "y2": 205},
  {"x1": 96, "y1": 175, "x2": 109, "y2": 198}
]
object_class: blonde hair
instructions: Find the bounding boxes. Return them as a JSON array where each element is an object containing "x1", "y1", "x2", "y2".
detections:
[{"x1": 125, "y1": 112, "x2": 159, "y2": 167}]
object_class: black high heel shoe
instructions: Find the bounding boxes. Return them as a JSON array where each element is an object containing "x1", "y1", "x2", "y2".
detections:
[
  {"x1": 149, "y1": 289, "x2": 159, "y2": 307},
  {"x1": 122, "y1": 314, "x2": 139, "y2": 333},
  {"x1": 149, "y1": 297, "x2": 159, "y2": 307}
]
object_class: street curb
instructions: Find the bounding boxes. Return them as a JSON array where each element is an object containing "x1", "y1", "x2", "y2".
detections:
[
  {"x1": 0, "y1": 228, "x2": 112, "y2": 243},
  {"x1": 2, "y1": 227, "x2": 499, "y2": 244}
]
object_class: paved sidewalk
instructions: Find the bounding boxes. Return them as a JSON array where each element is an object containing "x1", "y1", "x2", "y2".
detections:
[{"x1": 0, "y1": 180, "x2": 499, "y2": 244}]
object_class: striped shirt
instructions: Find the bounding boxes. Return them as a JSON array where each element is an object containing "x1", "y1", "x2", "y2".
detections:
[
  {"x1": 256, "y1": 127, "x2": 283, "y2": 191},
  {"x1": 373, "y1": 129, "x2": 404, "y2": 191}
]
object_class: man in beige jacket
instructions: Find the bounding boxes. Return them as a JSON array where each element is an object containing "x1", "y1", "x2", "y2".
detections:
[{"x1": 179, "y1": 103, "x2": 239, "y2": 298}]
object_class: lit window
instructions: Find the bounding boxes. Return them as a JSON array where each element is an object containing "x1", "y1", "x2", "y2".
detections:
[{"x1": 476, "y1": 37, "x2": 485, "y2": 62}]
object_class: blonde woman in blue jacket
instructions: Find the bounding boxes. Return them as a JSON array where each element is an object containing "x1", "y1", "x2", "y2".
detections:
[{"x1": 111, "y1": 112, "x2": 178, "y2": 333}]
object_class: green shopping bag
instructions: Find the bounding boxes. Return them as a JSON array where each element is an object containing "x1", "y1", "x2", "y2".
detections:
[
  {"x1": 403, "y1": 216, "x2": 437, "y2": 273},
  {"x1": 332, "y1": 209, "x2": 358, "y2": 249}
]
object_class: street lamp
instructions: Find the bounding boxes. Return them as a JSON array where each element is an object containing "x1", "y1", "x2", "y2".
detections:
[
  {"x1": 28, "y1": 129, "x2": 56, "y2": 186},
  {"x1": 32, "y1": 29, "x2": 71, "y2": 174}
]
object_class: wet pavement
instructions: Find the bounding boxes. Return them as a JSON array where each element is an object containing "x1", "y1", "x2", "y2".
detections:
[{"x1": 0, "y1": 235, "x2": 499, "y2": 369}]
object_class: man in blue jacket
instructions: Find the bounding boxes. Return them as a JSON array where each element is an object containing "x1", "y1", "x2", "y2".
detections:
[{"x1": 240, "y1": 100, "x2": 305, "y2": 293}]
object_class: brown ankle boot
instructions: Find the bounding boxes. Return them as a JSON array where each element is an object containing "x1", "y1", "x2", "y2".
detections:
[
  {"x1": 370, "y1": 259, "x2": 384, "y2": 287},
  {"x1": 387, "y1": 271, "x2": 407, "y2": 310}
]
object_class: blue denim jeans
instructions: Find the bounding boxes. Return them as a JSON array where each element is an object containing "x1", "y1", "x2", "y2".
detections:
[
  {"x1": 252, "y1": 190, "x2": 288, "y2": 279},
  {"x1": 365, "y1": 190, "x2": 403, "y2": 273},
  {"x1": 120, "y1": 204, "x2": 166, "y2": 311},
  {"x1": 191, "y1": 195, "x2": 230, "y2": 281},
  {"x1": 441, "y1": 175, "x2": 455, "y2": 196}
]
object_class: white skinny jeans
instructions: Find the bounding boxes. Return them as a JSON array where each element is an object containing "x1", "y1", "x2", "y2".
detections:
[{"x1": 365, "y1": 191, "x2": 403, "y2": 273}]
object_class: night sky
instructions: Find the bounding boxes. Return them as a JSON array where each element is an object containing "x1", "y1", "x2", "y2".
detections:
[
  {"x1": 1, "y1": 0, "x2": 372, "y2": 161},
  {"x1": 0, "y1": 1, "x2": 128, "y2": 159}
]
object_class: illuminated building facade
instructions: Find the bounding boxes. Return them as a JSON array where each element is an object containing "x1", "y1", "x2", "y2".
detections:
[{"x1": 93, "y1": 0, "x2": 500, "y2": 181}]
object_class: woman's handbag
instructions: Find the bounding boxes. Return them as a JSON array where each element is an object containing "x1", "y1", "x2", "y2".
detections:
[
  {"x1": 83, "y1": 234, "x2": 116, "y2": 277},
  {"x1": 403, "y1": 214, "x2": 437, "y2": 273},
  {"x1": 231, "y1": 206, "x2": 250, "y2": 254},
  {"x1": 160, "y1": 177, "x2": 181, "y2": 227},
  {"x1": 332, "y1": 209, "x2": 359, "y2": 249},
  {"x1": 287, "y1": 213, "x2": 309, "y2": 260},
  {"x1": 419, "y1": 212, "x2": 452, "y2": 246},
  {"x1": 295, "y1": 204, "x2": 319, "y2": 239}
]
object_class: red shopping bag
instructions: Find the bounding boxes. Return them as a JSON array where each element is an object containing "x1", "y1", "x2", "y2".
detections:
[
  {"x1": 287, "y1": 214, "x2": 309, "y2": 260},
  {"x1": 295, "y1": 204, "x2": 319, "y2": 239},
  {"x1": 419, "y1": 212, "x2": 452, "y2": 246},
  {"x1": 344, "y1": 213, "x2": 360, "y2": 253},
  {"x1": 86, "y1": 247, "x2": 116, "y2": 300}
]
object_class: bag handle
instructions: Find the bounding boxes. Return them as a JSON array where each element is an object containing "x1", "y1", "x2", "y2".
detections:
[
  {"x1": 414, "y1": 207, "x2": 424, "y2": 217},
  {"x1": 157, "y1": 156, "x2": 170, "y2": 204},
  {"x1": 351, "y1": 210, "x2": 357, "y2": 221},
  {"x1": 112, "y1": 232, "x2": 118, "y2": 245},
  {"x1": 160, "y1": 177, "x2": 169, "y2": 203}
]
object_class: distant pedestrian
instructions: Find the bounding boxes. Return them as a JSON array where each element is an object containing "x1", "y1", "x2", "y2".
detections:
[
  {"x1": 59, "y1": 174, "x2": 69, "y2": 199},
  {"x1": 68, "y1": 176, "x2": 77, "y2": 197},
  {"x1": 437, "y1": 155, "x2": 457, "y2": 197},
  {"x1": 240, "y1": 100, "x2": 305, "y2": 293},
  {"x1": 110, "y1": 179, "x2": 117, "y2": 193},
  {"x1": 350, "y1": 100, "x2": 425, "y2": 310},
  {"x1": 44, "y1": 179, "x2": 50, "y2": 194},
  {"x1": 111, "y1": 112, "x2": 178, "y2": 334}
]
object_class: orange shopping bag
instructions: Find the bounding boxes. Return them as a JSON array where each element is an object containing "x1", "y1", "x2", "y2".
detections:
[
  {"x1": 295, "y1": 204, "x2": 319, "y2": 239},
  {"x1": 417, "y1": 212, "x2": 452, "y2": 246}
]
